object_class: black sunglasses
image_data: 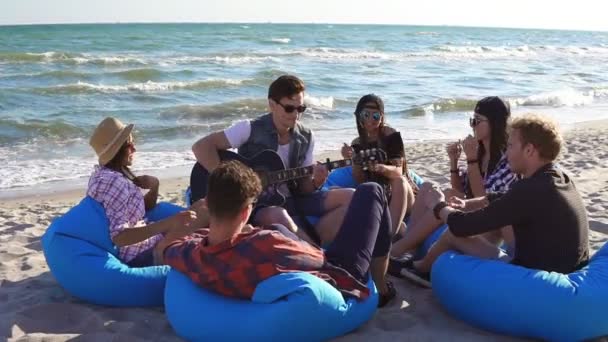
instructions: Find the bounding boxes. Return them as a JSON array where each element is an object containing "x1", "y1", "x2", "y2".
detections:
[
  {"x1": 276, "y1": 101, "x2": 307, "y2": 114},
  {"x1": 469, "y1": 117, "x2": 488, "y2": 127}
]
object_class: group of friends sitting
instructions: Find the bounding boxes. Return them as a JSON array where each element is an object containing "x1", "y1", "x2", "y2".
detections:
[{"x1": 87, "y1": 74, "x2": 590, "y2": 309}]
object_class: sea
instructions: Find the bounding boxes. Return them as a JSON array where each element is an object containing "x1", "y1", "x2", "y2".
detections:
[{"x1": 2, "y1": 23, "x2": 608, "y2": 194}]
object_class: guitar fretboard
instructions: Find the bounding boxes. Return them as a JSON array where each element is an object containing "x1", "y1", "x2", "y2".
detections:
[{"x1": 266, "y1": 159, "x2": 353, "y2": 185}]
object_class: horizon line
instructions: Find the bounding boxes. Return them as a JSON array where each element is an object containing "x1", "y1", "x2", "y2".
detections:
[{"x1": 0, "y1": 21, "x2": 606, "y2": 33}]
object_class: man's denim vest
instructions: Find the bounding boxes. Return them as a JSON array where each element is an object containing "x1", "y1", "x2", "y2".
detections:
[{"x1": 237, "y1": 113, "x2": 312, "y2": 169}]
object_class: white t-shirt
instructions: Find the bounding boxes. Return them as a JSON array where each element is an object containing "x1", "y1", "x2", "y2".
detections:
[{"x1": 223, "y1": 119, "x2": 315, "y2": 168}]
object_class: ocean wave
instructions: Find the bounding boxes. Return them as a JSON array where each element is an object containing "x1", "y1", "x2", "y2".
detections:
[
  {"x1": 511, "y1": 89, "x2": 596, "y2": 107},
  {"x1": 0, "y1": 51, "x2": 83, "y2": 63},
  {"x1": 430, "y1": 45, "x2": 535, "y2": 58},
  {"x1": 167, "y1": 45, "x2": 608, "y2": 63},
  {"x1": 403, "y1": 88, "x2": 608, "y2": 116},
  {"x1": 270, "y1": 38, "x2": 291, "y2": 44},
  {"x1": 30, "y1": 79, "x2": 246, "y2": 94},
  {"x1": 0, "y1": 118, "x2": 87, "y2": 145},
  {"x1": 403, "y1": 98, "x2": 479, "y2": 116},
  {"x1": 3, "y1": 68, "x2": 195, "y2": 83},
  {"x1": 4, "y1": 44, "x2": 608, "y2": 68},
  {"x1": 0, "y1": 148, "x2": 195, "y2": 189},
  {"x1": 160, "y1": 95, "x2": 335, "y2": 121},
  {"x1": 168, "y1": 55, "x2": 281, "y2": 65},
  {"x1": 430, "y1": 44, "x2": 608, "y2": 58},
  {"x1": 111, "y1": 68, "x2": 165, "y2": 82},
  {"x1": 415, "y1": 31, "x2": 440, "y2": 36},
  {"x1": 0, "y1": 51, "x2": 148, "y2": 65},
  {"x1": 0, "y1": 69, "x2": 93, "y2": 81},
  {"x1": 159, "y1": 99, "x2": 269, "y2": 120},
  {"x1": 304, "y1": 95, "x2": 334, "y2": 110},
  {"x1": 287, "y1": 47, "x2": 392, "y2": 60}
]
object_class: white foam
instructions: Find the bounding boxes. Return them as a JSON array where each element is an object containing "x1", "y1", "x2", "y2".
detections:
[
  {"x1": 512, "y1": 89, "x2": 595, "y2": 107},
  {"x1": 432, "y1": 45, "x2": 534, "y2": 58},
  {"x1": 15, "y1": 45, "x2": 608, "y2": 68},
  {"x1": 270, "y1": 38, "x2": 291, "y2": 44},
  {"x1": 0, "y1": 149, "x2": 195, "y2": 189},
  {"x1": 169, "y1": 55, "x2": 281, "y2": 65},
  {"x1": 49, "y1": 79, "x2": 245, "y2": 93},
  {"x1": 305, "y1": 95, "x2": 334, "y2": 110},
  {"x1": 296, "y1": 47, "x2": 391, "y2": 60},
  {"x1": 23, "y1": 51, "x2": 148, "y2": 65}
]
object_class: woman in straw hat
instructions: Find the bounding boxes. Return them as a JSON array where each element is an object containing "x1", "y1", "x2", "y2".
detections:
[{"x1": 88, "y1": 117, "x2": 200, "y2": 267}]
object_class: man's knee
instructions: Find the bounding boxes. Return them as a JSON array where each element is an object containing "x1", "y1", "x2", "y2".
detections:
[
  {"x1": 324, "y1": 187, "x2": 354, "y2": 209},
  {"x1": 256, "y1": 206, "x2": 290, "y2": 224},
  {"x1": 266, "y1": 223, "x2": 289, "y2": 233},
  {"x1": 357, "y1": 182, "x2": 383, "y2": 195},
  {"x1": 327, "y1": 187, "x2": 354, "y2": 201}
]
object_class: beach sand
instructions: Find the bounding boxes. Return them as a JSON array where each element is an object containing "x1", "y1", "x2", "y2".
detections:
[{"x1": 1, "y1": 120, "x2": 607, "y2": 341}]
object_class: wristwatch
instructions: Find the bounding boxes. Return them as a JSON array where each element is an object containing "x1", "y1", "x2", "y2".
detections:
[{"x1": 433, "y1": 201, "x2": 449, "y2": 220}]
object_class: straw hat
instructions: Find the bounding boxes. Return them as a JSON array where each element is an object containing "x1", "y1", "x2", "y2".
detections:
[{"x1": 89, "y1": 117, "x2": 134, "y2": 165}]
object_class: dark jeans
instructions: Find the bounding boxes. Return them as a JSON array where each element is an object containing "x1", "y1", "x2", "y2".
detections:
[
  {"x1": 126, "y1": 246, "x2": 155, "y2": 268},
  {"x1": 269, "y1": 182, "x2": 391, "y2": 282},
  {"x1": 284, "y1": 190, "x2": 328, "y2": 217}
]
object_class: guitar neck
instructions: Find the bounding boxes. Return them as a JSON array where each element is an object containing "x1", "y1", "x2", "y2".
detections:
[{"x1": 266, "y1": 159, "x2": 353, "y2": 185}]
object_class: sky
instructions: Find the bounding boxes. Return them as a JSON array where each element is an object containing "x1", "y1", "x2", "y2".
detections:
[{"x1": 0, "y1": 0, "x2": 606, "y2": 31}]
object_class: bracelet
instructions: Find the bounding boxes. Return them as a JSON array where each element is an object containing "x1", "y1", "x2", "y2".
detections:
[
  {"x1": 433, "y1": 201, "x2": 449, "y2": 220},
  {"x1": 467, "y1": 159, "x2": 479, "y2": 165},
  {"x1": 450, "y1": 169, "x2": 459, "y2": 174}
]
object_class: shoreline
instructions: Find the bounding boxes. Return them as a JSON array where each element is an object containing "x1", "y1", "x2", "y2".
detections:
[{"x1": 2, "y1": 117, "x2": 607, "y2": 205}]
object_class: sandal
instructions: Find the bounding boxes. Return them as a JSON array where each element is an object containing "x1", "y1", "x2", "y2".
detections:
[{"x1": 388, "y1": 253, "x2": 415, "y2": 279}]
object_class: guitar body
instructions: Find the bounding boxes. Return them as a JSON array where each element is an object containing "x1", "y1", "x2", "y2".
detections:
[
  {"x1": 190, "y1": 147, "x2": 386, "y2": 207},
  {"x1": 189, "y1": 150, "x2": 288, "y2": 206}
]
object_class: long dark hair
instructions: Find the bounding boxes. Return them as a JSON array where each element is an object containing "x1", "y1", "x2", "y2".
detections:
[
  {"x1": 104, "y1": 141, "x2": 136, "y2": 181},
  {"x1": 475, "y1": 96, "x2": 510, "y2": 175}
]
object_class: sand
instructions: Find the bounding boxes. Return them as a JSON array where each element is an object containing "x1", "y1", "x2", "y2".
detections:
[{"x1": 1, "y1": 120, "x2": 607, "y2": 341}]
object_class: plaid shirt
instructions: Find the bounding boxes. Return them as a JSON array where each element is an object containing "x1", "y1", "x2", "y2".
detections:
[
  {"x1": 461, "y1": 153, "x2": 518, "y2": 198},
  {"x1": 163, "y1": 228, "x2": 370, "y2": 300},
  {"x1": 87, "y1": 166, "x2": 163, "y2": 262}
]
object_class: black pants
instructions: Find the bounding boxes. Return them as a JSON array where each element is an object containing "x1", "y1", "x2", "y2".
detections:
[{"x1": 270, "y1": 182, "x2": 392, "y2": 282}]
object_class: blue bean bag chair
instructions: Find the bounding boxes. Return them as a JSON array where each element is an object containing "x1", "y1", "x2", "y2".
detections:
[
  {"x1": 431, "y1": 243, "x2": 608, "y2": 341},
  {"x1": 42, "y1": 197, "x2": 184, "y2": 307},
  {"x1": 414, "y1": 223, "x2": 448, "y2": 258},
  {"x1": 322, "y1": 166, "x2": 425, "y2": 190},
  {"x1": 165, "y1": 270, "x2": 379, "y2": 341}
]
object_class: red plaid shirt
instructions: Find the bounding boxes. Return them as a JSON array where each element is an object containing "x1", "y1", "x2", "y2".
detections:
[{"x1": 163, "y1": 228, "x2": 370, "y2": 300}]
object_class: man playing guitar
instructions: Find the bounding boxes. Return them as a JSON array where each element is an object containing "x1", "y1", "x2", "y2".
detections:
[{"x1": 191, "y1": 75, "x2": 354, "y2": 245}]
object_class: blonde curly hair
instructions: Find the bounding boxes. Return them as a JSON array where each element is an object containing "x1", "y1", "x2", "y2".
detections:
[{"x1": 510, "y1": 114, "x2": 563, "y2": 161}]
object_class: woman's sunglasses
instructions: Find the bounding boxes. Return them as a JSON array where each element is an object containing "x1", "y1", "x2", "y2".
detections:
[
  {"x1": 276, "y1": 101, "x2": 307, "y2": 114},
  {"x1": 359, "y1": 110, "x2": 382, "y2": 121},
  {"x1": 469, "y1": 117, "x2": 488, "y2": 127}
]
